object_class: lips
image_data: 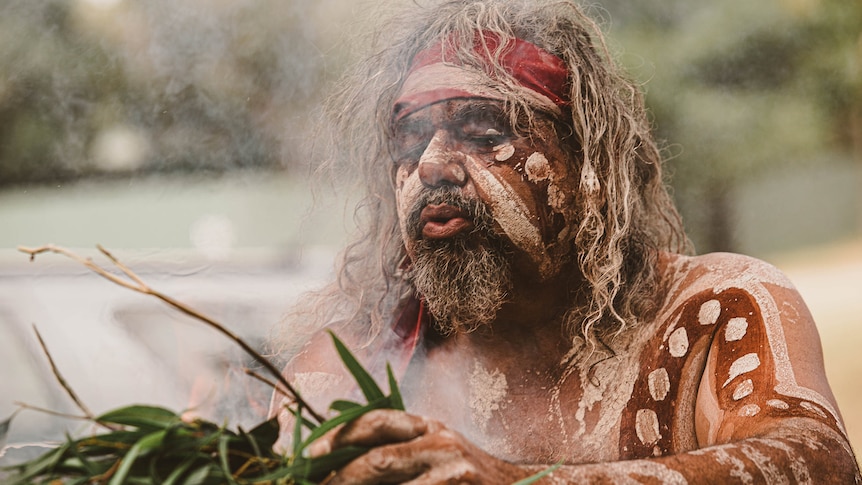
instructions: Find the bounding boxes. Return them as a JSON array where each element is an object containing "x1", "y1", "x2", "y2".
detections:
[{"x1": 419, "y1": 203, "x2": 474, "y2": 239}]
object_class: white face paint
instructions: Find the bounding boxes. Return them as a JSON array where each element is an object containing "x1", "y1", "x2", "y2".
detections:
[
  {"x1": 460, "y1": 153, "x2": 555, "y2": 277},
  {"x1": 391, "y1": 99, "x2": 580, "y2": 280},
  {"x1": 524, "y1": 152, "x2": 551, "y2": 183},
  {"x1": 493, "y1": 143, "x2": 515, "y2": 162},
  {"x1": 396, "y1": 165, "x2": 427, "y2": 256}
]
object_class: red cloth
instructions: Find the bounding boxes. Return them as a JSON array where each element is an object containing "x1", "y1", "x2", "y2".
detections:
[{"x1": 393, "y1": 31, "x2": 570, "y2": 121}]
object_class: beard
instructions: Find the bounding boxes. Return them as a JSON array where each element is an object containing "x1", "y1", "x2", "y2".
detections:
[{"x1": 405, "y1": 188, "x2": 512, "y2": 336}]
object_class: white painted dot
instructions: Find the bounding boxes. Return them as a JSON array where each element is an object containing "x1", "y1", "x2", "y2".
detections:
[
  {"x1": 738, "y1": 404, "x2": 761, "y2": 417},
  {"x1": 494, "y1": 143, "x2": 515, "y2": 162},
  {"x1": 725, "y1": 317, "x2": 749, "y2": 342},
  {"x1": 723, "y1": 353, "x2": 761, "y2": 388},
  {"x1": 732, "y1": 379, "x2": 754, "y2": 401},
  {"x1": 698, "y1": 299, "x2": 721, "y2": 325},
  {"x1": 800, "y1": 401, "x2": 828, "y2": 419},
  {"x1": 668, "y1": 327, "x2": 689, "y2": 357},
  {"x1": 767, "y1": 399, "x2": 790, "y2": 410},
  {"x1": 524, "y1": 152, "x2": 550, "y2": 182},
  {"x1": 648, "y1": 368, "x2": 670, "y2": 401},
  {"x1": 636, "y1": 409, "x2": 661, "y2": 446}
]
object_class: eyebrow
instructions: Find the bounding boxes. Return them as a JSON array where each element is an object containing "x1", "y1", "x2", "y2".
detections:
[
  {"x1": 450, "y1": 100, "x2": 506, "y2": 124},
  {"x1": 392, "y1": 116, "x2": 431, "y2": 135}
]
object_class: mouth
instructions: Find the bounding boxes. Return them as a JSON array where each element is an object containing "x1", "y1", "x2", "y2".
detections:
[{"x1": 419, "y1": 203, "x2": 475, "y2": 239}]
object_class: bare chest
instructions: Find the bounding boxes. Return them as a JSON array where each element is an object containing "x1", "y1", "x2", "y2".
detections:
[{"x1": 400, "y1": 337, "x2": 696, "y2": 465}]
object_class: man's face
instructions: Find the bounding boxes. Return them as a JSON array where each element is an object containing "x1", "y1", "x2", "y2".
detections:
[
  {"x1": 392, "y1": 98, "x2": 578, "y2": 280},
  {"x1": 390, "y1": 98, "x2": 579, "y2": 334}
]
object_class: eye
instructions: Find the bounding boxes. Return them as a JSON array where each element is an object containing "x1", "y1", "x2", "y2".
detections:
[
  {"x1": 391, "y1": 121, "x2": 432, "y2": 164},
  {"x1": 461, "y1": 118, "x2": 510, "y2": 151},
  {"x1": 467, "y1": 128, "x2": 508, "y2": 148}
]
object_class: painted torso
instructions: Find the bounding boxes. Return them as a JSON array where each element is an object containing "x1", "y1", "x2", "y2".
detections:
[
  {"x1": 393, "y1": 252, "x2": 846, "y2": 466},
  {"x1": 272, "y1": 251, "x2": 854, "y2": 480}
]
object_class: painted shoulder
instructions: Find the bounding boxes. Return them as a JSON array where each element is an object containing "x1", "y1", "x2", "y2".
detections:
[
  {"x1": 617, "y1": 252, "x2": 819, "y2": 458},
  {"x1": 660, "y1": 252, "x2": 796, "y2": 307}
]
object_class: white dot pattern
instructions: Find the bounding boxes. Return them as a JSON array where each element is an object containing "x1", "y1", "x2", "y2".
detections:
[
  {"x1": 648, "y1": 368, "x2": 670, "y2": 401},
  {"x1": 725, "y1": 317, "x2": 749, "y2": 342},
  {"x1": 668, "y1": 327, "x2": 689, "y2": 357},
  {"x1": 636, "y1": 409, "x2": 662, "y2": 445},
  {"x1": 698, "y1": 299, "x2": 722, "y2": 325},
  {"x1": 723, "y1": 353, "x2": 761, "y2": 387},
  {"x1": 732, "y1": 379, "x2": 754, "y2": 401}
]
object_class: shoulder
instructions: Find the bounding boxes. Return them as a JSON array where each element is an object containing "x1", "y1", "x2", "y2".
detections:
[
  {"x1": 654, "y1": 252, "x2": 804, "y2": 328},
  {"x1": 654, "y1": 253, "x2": 846, "y2": 444},
  {"x1": 661, "y1": 252, "x2": 796, "y2": 297}
]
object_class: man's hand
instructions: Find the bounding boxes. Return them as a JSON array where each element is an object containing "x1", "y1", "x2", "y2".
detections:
[{"x1": 309, "y1": 409, "x2": 531, "y2": 485}]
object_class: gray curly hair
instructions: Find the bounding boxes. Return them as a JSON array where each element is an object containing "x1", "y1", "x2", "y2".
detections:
[{"x1": 278, "y1": 0, "x2": 690, "y2": 353}]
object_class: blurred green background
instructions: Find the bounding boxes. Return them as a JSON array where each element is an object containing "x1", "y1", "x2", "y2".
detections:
[{"x1": 0, "y1": 0, "x2": 859, "y2": 466}]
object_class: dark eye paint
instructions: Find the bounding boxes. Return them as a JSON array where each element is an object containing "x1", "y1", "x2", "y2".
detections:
[
  {"x1": 455, "y1": 104, "x2": 511, "y2": 151},
  {"x1": 391, "y1": 119, "x2": 432, "y2": 164}
]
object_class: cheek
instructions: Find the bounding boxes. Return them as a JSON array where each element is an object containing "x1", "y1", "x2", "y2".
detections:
[
  {"x1": 462, "y1": 154, "x2": 554, "y2": 274},
  {"x1": 396, "y1": 166, "x2": 424, "y2": 251}
]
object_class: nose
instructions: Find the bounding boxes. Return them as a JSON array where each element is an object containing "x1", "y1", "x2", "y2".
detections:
[{"x1": 417, "y1": 130, "x2": 468, "y2": 188}]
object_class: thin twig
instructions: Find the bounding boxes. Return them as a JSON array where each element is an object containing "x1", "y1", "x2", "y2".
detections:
[
  {"x1": 18, "y1": 244, "x2": 325, "y2": 424},
  {"x1": 13, "y1": 402, "x2": 91, "y2": 422},
  {"x1": 243, "y1": 368, "x2": 294, "y2": 402},
  {"x1": 31, "y1": 326, "x2": 102, "y2": 426}
]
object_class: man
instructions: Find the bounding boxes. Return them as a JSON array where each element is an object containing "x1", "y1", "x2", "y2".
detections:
[{"x1": 270, "y1": 0, "x2": 861, "y2": 482}]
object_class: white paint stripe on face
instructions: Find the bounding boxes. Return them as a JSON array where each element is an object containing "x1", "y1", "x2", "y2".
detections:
[
  {"x1": 417, "y1": 132, "x2": 468, "y2": 185},
  {"x1": 396, "y1": 167, "x2": 427, "y2": 250},
  {"x1": 723, "y1": 353, "x2": 761, "y2": 388},
  {"x1": 493, "y1": 143, "x2": 515, "y2": 162},
  {"x1": 461, "y1": 154, "x2": 552, "y2": 276}
]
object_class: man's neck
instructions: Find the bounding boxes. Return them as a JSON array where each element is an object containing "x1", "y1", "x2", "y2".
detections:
[{"x1": 430, "y1": 266, "x2": 583, "y2": 365}]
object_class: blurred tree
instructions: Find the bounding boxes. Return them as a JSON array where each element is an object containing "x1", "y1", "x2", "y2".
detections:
[
  {"x1": 603, "y1": 0, "x2": 861, "y2": 253},
  {"x1": 0, "y1": 0, "x2": 350, "y2": 188}
]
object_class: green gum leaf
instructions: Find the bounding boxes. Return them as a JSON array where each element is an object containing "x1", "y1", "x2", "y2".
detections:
[
  {"x1": 97, "y1": 405, "x2": 181, "y2": 431},
  {"x1": 329, "y1": 399, "x2": 363, "y2": 412},
  {"x1": 386, "y1": 363, "x2": 405, "y2": 411},
  {"x1": 512, "y1": 462, "x2": 562, "y2": 485},
  {"x1": 107, "y1": 429, "x2": 167, "y2": 485},
  {"x1": 297, "y1": 396, "x2": 390, "y2": 453},
  {"x1": 327, "y1": 330, "x2": 384, "y2": 402}
]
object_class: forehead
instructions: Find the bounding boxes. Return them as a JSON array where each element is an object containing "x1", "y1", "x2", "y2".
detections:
[
  {"x1": 394, "y1": 98, "x2": 506, "y2": 126},
  {"x1": 392, "y1": 66, "x2": 507, "y2": 122}
]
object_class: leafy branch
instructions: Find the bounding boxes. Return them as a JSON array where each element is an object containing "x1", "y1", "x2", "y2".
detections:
[
  {"x1": 4, "y1": 244, "x2": 553, "y2": 484},
  {"x1": 4, "y1": 245, "x2": 406, "y2": 484}
]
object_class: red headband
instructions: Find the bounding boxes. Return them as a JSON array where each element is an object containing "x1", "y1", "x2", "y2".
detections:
[{"x1": 393, "y1": 31, "x2": 570, "y2": 121}]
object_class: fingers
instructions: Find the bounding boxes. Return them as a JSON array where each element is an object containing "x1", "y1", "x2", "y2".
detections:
[
  {"x1": 309, "y1": 409, "x2": 437, "y2": 457},
  {"x1": 325, "y1": 431, "x2": 473, "y2": 485}
]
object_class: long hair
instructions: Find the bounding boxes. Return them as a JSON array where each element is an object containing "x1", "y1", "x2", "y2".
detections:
[{"x1": 278, "y1": 0, "x2": 690, "y2": 353}]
